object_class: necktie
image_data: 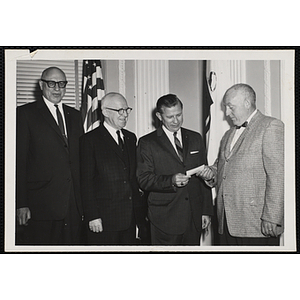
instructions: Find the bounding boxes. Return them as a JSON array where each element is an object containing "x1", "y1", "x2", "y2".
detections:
[
  {"x1": 54, "y1": 104, "x2": 68, "y2": 146},
  {"x1": 174, "y1": 131, "x2": 183, "y2": 162},
  {"x1": 235, "y1": 121, "x2": 248, "y2": 129},
  {"x1": 116, "y1": 130, "x2": 124, "y2": 150}
]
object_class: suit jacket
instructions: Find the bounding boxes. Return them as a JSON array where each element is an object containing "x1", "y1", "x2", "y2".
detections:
[
  {"x1": 79, "y1": 123, "x2": 146, "y2": 232},
  {"x1": 212, "y1": 110, "x2": 284, "y2": 237},
  {"x1": 16, "y1": 98, "x2": 84, "y2": 221},
  {"x1": 136, "y1": 126, "x2": 213, "y2": 235}
]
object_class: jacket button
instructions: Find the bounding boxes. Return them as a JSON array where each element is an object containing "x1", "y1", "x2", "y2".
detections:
[
  {"x1": 223, "y1": 176, "x2": 226, "y2": 180},
  {"x1": 185, "y1": 197, "x2": 188, "y2": 201},
  {"x1": 124, "y1": 180, "x2": 127, "y2": 184}
]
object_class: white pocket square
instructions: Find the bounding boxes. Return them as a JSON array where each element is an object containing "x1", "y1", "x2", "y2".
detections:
[{"x1": 190, "y1": 151, "x2": 199, "y2": 154}]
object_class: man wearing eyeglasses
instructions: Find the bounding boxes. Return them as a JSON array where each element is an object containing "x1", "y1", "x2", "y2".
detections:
[
  {"x1": 80, "y1": 92, "x2": 148, "y2": 245},
  {"x1": 16, "y1": 67, "x2": 84, "y2": 245}
]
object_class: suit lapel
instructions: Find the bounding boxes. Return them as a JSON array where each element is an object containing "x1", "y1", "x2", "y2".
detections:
[
  {"x1": 63, "y1": 104, "x2": 71, "y2": 138},
  {"x1": 224, "y1": 129, "x2": 235, "y2": 159},
  {"x1": 181, "y1": 129, "x2": 189, "y2": 162},
  {"x1": 122, "y1": 130, "x2": 134, "y2": 168},
  {"x1": 99, "y1": 124, "x2": 125, "y2": 161},
  {"x1": 157, "y1": 127, "x2": 183, "y2": 163},
  {"x1": 37, "y1": 99, "x2": 68, "y2": 151},
  {"x1": 226, "y1": 110, "x2": 261, "y2": 159}
]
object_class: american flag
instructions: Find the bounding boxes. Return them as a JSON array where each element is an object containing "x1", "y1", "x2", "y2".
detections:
[
  {"x1": 81, "y1": 60, "x2": 105, "y2": 132},
  {"x1": 202, "y1": 61, "x2": 214, "y2": 151}
]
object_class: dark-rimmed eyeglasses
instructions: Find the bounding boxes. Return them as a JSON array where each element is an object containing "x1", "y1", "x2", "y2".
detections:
[
  {"x1": 105, "y1": 107, "x2": 133, "y2": 115},
  {"x1": 41, "y1": 79, "x2": 68, "y2": 88}
]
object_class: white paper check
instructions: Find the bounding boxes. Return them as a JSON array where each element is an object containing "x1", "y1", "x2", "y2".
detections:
[{"x1": 186, "y1": 165, "x2": 205, "y2": 176}]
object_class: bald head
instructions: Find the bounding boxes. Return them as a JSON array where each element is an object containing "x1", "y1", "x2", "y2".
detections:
[
  {"x1": 101, "y1": 92, "x2": 130, "y2": 130},
  {"x1": 223, "y1": 83, "x2": 256, "y2": 126},
  {"x1": 41, "y1": 67, "x2": 66, "y2": 81},
  {"x1": 101, "y1": 92, "x2": 127, "y2": 109},
  {"x1": 224, "y1": 83, "x2": 256, "y2": 108},
  {"x1": 39, "y1": 67, "x2": 67, "y2": 104}
]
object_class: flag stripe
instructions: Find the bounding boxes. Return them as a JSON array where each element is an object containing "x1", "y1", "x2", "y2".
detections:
[
  {"x1": 202, "y1": 61, "x2": 214, "y2": 150},
  {"x1": 81, "y1": 60, "x2": 105, "y2": 132}
]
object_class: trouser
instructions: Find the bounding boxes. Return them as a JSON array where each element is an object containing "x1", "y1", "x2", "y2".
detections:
[
  {"x1": 16, "y1": 190, "x2": 83, "y2": 245},
  {"x1": 86, "y1": 215, "x2": 137, "y2": 245},
  {"x1": 150, "y1": 214, "x2": 201, "y2": 246}
]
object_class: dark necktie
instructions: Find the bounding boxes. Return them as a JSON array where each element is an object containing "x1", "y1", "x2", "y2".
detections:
[
  {"x1": 174, "y1": 131, "x2": 183, "y2": 162},
  {"x1": 116, "y1": 130, "x2": 124, "y2": 150},
  {"x1": 235, "y1": 121, "x2": 248, "y2": 129},
  {"x1": 54, "y1": 104, "x2": 68, "y2": 145}
]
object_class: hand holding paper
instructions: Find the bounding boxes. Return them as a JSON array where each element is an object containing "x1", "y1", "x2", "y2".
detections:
[
  {"x1": 186, "y1": 165, "x2": 205, "y2": 176},
  {"x1": 193, "y1": 165, "x2": 215, "y2": 181}
]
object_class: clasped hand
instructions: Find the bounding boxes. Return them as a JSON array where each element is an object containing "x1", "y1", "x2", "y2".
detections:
[
  {"x1": 172, "y1": 173, "x2": 191, "y2": 187},
  {"x1": 196, "y1": 166, "x2": 214, "y2": 181},
  {"x1": 17, "y1": 207, "x2": 31, "y2": 226},
  {"x1": 89, "y1": 218, "x2": 103, "y2": 233},
  {"x1": 261, "y1": 220, "x2": 278, "y2": 237}
]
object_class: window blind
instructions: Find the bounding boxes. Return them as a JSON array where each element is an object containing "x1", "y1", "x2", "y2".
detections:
[{"x1": 16, "y1": 60, "x2": 83, "y2": 109}]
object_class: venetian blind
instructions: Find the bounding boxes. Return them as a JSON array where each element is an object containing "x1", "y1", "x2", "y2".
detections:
[{"x1": 16, "y1": 60, "x2": 83, "y2": 109}]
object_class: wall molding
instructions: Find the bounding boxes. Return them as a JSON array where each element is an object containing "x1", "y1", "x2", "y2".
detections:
[
  {"x1": 134, "y1": 60, "x2": 169, "y2": 137},
  {"x1": 264, "y1": 60, "x2": 272, "y2": 116},
  {"x1": 119, "y1": 60, "x2": 126, "y2": 97}
]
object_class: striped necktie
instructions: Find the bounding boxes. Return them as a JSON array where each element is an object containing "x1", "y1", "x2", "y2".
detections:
[{"x1": 174, "y1": 131, "x2": 183, "y2": 161}]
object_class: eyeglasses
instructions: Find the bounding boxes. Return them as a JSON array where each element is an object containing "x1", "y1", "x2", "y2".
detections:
[
  {"x1": 41, "y1": 79, "x2": 68, "y2": 88},
  {"x1": 105, "y1": 107, "x2": 133, "y2": 115}
]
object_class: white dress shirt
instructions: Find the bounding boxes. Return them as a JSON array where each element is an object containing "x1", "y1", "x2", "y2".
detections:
[
  {"x1": 103, "y1": 121, "x2": 124, "y2": 144},
  {"x1": 230, "y1": 109, "x2": 257, "y2": 151},
  {"x1": 43, "y1": 96, "x2": 67, "y2": 137},
  {"x1": 162, "y1": 126, "x2": 183, "y2": 156}
]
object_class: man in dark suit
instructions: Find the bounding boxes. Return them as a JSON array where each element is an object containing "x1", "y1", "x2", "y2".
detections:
[
  {"x1": 16, "y1": 67, "x2": 84, "y2": 245},
  {"x1": 80, "y1": 92, "x2": 147, "y2": 245},
  {"x1": 136, "y1": 94, "x2": 213, "y2": 245}
]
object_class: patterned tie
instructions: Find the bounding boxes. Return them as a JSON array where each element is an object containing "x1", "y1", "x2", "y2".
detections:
[
  {"x1": 116, "y1": 130, "x2": 124, "y2": 150},
  {"x1": 174, "y1": 131, "x2": 183, "y2": 162},
  {"x1": 54, "y1": 104, "x2": 68, "y2": 146}
]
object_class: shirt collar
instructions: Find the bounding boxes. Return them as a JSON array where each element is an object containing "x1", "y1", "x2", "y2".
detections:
[
  {"x1": 43, "y1": 96, "x2": 63, "y2": 109},
  {"x1": 103, "y1": 121, "x2": 124, "y2": 138},
  {"x1": 162, "y1": 125, "x2": 182, "y2": 142}
]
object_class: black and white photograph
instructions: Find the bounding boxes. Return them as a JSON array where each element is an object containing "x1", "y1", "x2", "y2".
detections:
[{"x1": 4, "y1": 49, "x2": 295, "y2": 252}]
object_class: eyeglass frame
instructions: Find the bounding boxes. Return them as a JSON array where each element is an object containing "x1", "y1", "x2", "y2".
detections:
[
  {"x1": 105, "y1": 107, "x2": 133, "y2": 115},
  {"x1": 41, "y1": 79, "x2": 68, "y2": 89}
]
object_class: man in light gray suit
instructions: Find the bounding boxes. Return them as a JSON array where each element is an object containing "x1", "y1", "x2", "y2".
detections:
[{"x1": 198, "y1": 83, "x2": 284, "y2": 246}]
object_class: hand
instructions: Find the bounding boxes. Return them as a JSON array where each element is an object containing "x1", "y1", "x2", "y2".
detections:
[
  {"x1": 89, "y1": 218, "x2": 103, "y2": 233},
  {"x1": 137, "y1": 219, "x2": 151, "y2": 244},
  {"x1": 196, "y1": 166, "x2": 214, "y2": 181},
  {"x1": 172, "y1": 173, "x2": 191, "y2": 187},
  {"x1": 261, "y1": 220, "x2": 278, "y2": 237},
  {"x1": 202, "y1": 215, "x2": 211, "y2": 236},
  {"x1": 17, "y1": 207, "x2": 31, "y2": 226}
]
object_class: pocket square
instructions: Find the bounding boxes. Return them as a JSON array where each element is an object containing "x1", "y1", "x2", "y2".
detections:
[{"x1": 190, "y1": 151, "x2": 199, "y2": 154}]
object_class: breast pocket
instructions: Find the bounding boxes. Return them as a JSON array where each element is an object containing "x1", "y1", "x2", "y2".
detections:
[{"x1": 187, "y1": 149, "x2": 202, "y2": 167}]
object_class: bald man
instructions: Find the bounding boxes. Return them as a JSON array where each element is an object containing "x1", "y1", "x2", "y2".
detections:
[
  {"x1": 198, "y1": 83, "x2": 284, "y2": 246},
  {"x1": 80, "y1": 92, "x2": 148, "y2": 245},
  {"x1": 16, "y1": 67, "x2": 84, "y2": 245}
]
